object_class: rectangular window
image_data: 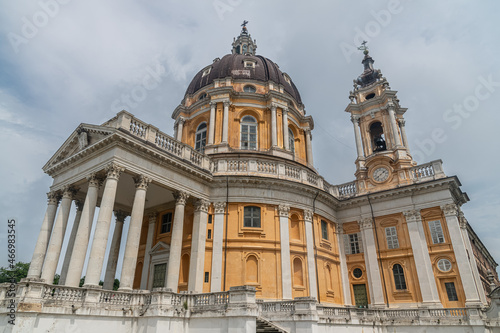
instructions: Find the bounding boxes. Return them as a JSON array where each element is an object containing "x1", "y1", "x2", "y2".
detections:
[
  {"x1": 428, "y1": 220, "x2": 445, "y2": 244},
  {"x1": 152, "y1": 263, "x2": 167, "y2": 288},
  {"x1": 321, "y1": 220, "x2": 329, "y2": 240},
  {"x1": 204, "y1": 272, "x2": 209, "y2": 283},
  {"x1": 244, "y1": 206, "x2": 261, "y2": 228},
  {"x1": 344, "y1": 233, "x2": 363, "y2": 254},
  {"x1": 385, "y1": 226, "x2": 399, "y2": 249},
  {"x1": 208, "y1": 214, "x2": 213, "y2": 224},
  {"x1": 207, "y1": 229, "x2": 212, "y2": 239},
  {"x1": 161, "y1": 212, "x2": 173, "y2": 234},
  {"x1": 445, "y1": 282, "x2": 458, "y2": 301}
]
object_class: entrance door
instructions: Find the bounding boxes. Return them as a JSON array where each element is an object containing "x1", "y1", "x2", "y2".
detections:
[
  {"x1": 353, "y1": 284, "x2": 368, "y2": 307},
  {"x1": 152, "y1": 263, "x2": 167, "y2": 288}
]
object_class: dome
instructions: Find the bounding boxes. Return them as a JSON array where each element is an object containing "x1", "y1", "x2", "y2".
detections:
[{"x1": 185, "y1": 53, "x2": 303, "y2": 105}]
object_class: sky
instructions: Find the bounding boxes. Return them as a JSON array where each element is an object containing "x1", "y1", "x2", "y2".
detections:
[{"x1": 1, "y1": 0, "x2": 499, "y2": 278}]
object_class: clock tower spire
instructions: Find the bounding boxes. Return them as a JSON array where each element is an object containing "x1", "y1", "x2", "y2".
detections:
[{"x1": 346, "y1": 43, "x2": 415, "y2": 193}]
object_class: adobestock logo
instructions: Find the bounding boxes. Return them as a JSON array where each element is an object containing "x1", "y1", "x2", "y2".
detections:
[{"x1": 7, "y1": 0, "x2": 72, "y2": 54}]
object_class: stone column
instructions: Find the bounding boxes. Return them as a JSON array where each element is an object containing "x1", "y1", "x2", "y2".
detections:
[
  {"x1": 279, "y1": 204, "x2": 292, "y2": 299},
  {"x1": 64, "y1": 174, "x2": 101, "y2": 287},
  {"x1": 222, "y1": 100, "x2": 230, "y2": 144},
  {"x1": 188, "y1": 199, "x2": 210, "y2": 292},
  {"x1": 137, "y1": 212, "x2": 157, "y2": 290},
  {"x1": 271, "y1": 105, "x2": 278, "y2": 147},
  {"x1": 119, "y1": 175, "x2": 151, "y2": 291},
  {"x1": 305, "y1": 129, "x2": 313, "y2": 166},
  {"x1": 303, "y1": 210, "x2": 317, "y2": 299},
  {"x1": 176, "y1": 117, "x2": 185, "y2": 142},
  {"x1": 442, "y1": 204, "x2": 481, "y2": 306},
  {"x1": 59, "y1": 201, "x2": 83, "y2": 285},
  {"x1": 84, "y1": 163, "x2": 124, "y2": 287},
  {"x1": 211, "y1": 202, "x2": 226, "y2": 292},
  {"x1": 359, "y1": 218, "x2": 385, "y2": 306},
  {"x1": 166, "y1": 191, "x2": 190, "y2": 291},
  {"x1": 351, "y1": 115, "x2": 364, "y2": 159},
  {"x1": 403, "y1": 210, "x2": 441, "y2": 305},
  {"x1": 103, "y1": 210, "x2": 128, "y2": 290},
  {"x1": 208, "y1": 102, "x2": 217, "y2": 145},
  {"x1": 282, "y1": 108, "x2": 289, "y2": 150},
  {"x1": 27, "y1": 191, "x2": 60, "y2": 279},
  {"x1": 336, "y1": 225, "x2": 352, "y2": 305},
  {"x1": 387, "y1": 103, "x2": 402, "y2": 148},
  {"x1": 41, "y1": 186, "x2": 76, "y2": 283},
  {"x1": 398, "y1": 119, "x2": 410, "y2": 151},
  {"x1": 458, "y1": 211, "x2": 488, "y2": 305}
]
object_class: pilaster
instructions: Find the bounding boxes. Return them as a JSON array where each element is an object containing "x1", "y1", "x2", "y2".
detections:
[
  {"x1": 278, "y1": 204, "x2": 292, "y2": 299},
  {"x1": 188, "y1": 199, "x2": 210, "y2": 292},
  {"x1": 211, "y1": 202, "x2": 226, "y2": 292}
]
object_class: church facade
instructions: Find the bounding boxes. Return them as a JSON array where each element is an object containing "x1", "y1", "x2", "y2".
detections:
[{"x1": 2, "y1": 25, "x2": 500, "y2": 333}]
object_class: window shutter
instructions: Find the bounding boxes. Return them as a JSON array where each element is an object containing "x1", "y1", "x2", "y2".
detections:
[
  {"x1": 343, "y1": 234, "x2": 350, "y2": 255},
  {"x1": 357, "y1": 232, "x2": 364, "y2": 253}
]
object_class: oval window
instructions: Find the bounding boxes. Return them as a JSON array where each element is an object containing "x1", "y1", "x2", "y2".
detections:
[
  {"x1": 366, "y1": 93, "x2": 375, "y2": 100},
  {"x1": 353, "y1": 268, "x2": 363, "y2": 279},
  {"x1": 437, "y1": 259, "x2": 452, "y2": 272},
  {"x1": 243, "y1": 85, "x2": 256, "y2": 93}
]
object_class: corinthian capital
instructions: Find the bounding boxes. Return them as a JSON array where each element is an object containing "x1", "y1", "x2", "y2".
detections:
[
  {"x1": 350, "y1": 115, "x2": 360, "y2": 124},
  {"x1": 105, "y1": 163, "x2": 125, "y2": 180},
  {"x1": 195, "y1": 199, "x2": 210, "y2": 213},
  {"x1": 403, "y1": 209, "x2": 421, "y2": 222},
  {"x1": 61, "y1": 185, "x2": 78, "y2": 199},
  {"x1": 47, "y1": 191, "x2": 61, "y2": 205},
  {"x1": 278, "y1": 204, "x2": 290, "y2": 217},
  {"x1": 114, "y1": 210, "x2": 129, "y2": 223},
  {"x1": 303, "y1": 209, "x2": 313, "y2": 222},
  {"x1": 174, "y1": 191, "x2": 190, "y2": 205},
  {"x1": 134, "y1": 175, "x2": 151, "y2": 190},
  {"x1": 210, "y1": 101, "x2": 217, "y2": 108},
  {"x1": 359, "y1": 218, "x2": 373, "y2": 230},
  {"x1": 441, "y1": 203, "x2": 458, "y2": 217},
  {"x1": 458, "y1": 210, "x2": 468, "y2": 229},
  {"x1": 86, "y1": 172, "x2": 102, "y2": 188},
  {"x1": 214, "y1": 202, "x2": 226, "y2": 214},
  {"x1": 223, "y1": 100, "x2": 230, "y2": 108}
]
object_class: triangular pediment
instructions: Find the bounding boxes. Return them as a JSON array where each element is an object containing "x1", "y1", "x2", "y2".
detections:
[
  {"x1": 43, "y1": 123, "x2": 116, "y2": 172},
  {"x1": 150, "y1": 241, "x2": 170, "y2": 254}
]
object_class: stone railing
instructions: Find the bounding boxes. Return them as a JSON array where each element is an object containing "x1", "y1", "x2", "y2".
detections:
[
  {"x1": 43, "y1": 285, "x2": 86, "y2": 302},
  {"x1": 335, "y1": 181, "x2": 358, "y2": 197},
  {"x1": 410, "y1": 160, "x2": 446, "y2": 181},
  {"x1": 109, "y1": 111, "x2": 212, "y2": 171}
]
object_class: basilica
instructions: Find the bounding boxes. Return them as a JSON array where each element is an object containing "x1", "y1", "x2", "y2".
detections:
[{"x1": 2, "y1": 24, "x2": 500, "y2": 333}]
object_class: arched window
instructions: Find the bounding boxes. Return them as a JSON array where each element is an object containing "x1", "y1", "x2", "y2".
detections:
[
  {"x1": 370, "y1": 121, "x2": 386, "y2": 152},
  {"x1": 246, "y1": 255, "x2": 258, "y2": 283},
  {"x1": 288, "y1": 128, "x2": 295, "y2": 154},
  {"x1": 195, "y1": 122, "x2": 207, "y2": 153},
  {"x1": 293, "y1": 258, "x2": 304, "y2": 287},
  {"x1": 243, "y1": 85, "x2": 256, "y2": 93},
  {"x1": 241, "y1": 115, "x2": 257, "y2": 150},
  {"x1": 392, "y1": 264, "x2": 406, "y2": 290}
]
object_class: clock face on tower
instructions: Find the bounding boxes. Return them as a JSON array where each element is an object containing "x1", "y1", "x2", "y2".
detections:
[{"x1": 373, "y1": 167, "x2": 390, "y2": 183}]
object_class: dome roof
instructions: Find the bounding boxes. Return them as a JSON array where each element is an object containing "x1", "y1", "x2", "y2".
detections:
[{"x1": 185, "y1": 53, "x2": 302, "y2": 105}]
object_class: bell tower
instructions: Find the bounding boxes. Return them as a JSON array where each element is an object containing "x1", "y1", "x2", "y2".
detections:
[{"x1": 345, "y1": 42, "x2": 415, "y2": 193}]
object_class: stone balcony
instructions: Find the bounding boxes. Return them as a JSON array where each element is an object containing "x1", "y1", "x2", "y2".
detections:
[{"x1": 1, "y1": 282, "x2": 499, "y2": 332}]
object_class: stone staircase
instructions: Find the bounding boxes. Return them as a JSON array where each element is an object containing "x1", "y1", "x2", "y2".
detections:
[{"x1": 256, "y1": 317, "x2": 288, "y2": 333}]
